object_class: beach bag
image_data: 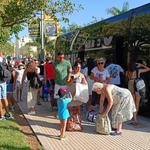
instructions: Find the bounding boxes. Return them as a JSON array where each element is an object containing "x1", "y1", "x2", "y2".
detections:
[
  {"x1": 68, "y1": 83, "x2": 89, "y2": 103},
  {"x1": 66, "y1": 106, "x2": 82, "y2": 131},
  {"x1": 96, "y1": 114, "x2": 111, "y2": 135},
  {"x1": 66, "y1": 114, "x2": 82, "y2": 131},
  {"x1": 74, "y1": 83, "x2": 89, "y2": 103}
]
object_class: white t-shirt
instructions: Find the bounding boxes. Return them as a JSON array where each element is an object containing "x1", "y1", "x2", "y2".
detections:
[
  {"x1": 106, "y1": 63, "x2": 124, "y2": 85},
  {"x1": 16, "y1": 69, "x2": 24, "y2": 83},
  {"x1": 91, "y1": 67, "x2": 110, "y2": 83},
  {"x1": 0, "y1": 57, "x2": 3, "y2": 62}
]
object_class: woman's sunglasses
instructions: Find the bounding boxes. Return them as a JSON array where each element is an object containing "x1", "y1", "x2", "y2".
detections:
[{"x1": 97, "y1": 62, "x2": 104, "y2": 65}]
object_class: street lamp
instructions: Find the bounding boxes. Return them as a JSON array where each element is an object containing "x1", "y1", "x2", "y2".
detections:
[
  {"x1": 41, "y1": 10, "x2": 45, "y2": 60},
  {"x1": 33, "y1": 11, "x2": 45, "y2": 60}
]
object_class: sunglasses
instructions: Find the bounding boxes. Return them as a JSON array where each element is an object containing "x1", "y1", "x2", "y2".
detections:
[
  {"x1": 97, "y1": 62, "x2": 104, "y2": 65},
  {"x1": 58, "y1": 56, "x2": 64, "y2": 59}
]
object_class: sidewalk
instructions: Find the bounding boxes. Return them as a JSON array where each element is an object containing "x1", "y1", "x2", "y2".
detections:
[{"x1": 18, "y1": 100, "x2": 150, "y2": 150}]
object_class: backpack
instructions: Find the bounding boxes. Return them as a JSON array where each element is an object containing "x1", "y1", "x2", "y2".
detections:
[
  {"x1": 27, "y1": 72, "x2": 42, "y2": 89},
  {"x1": 86, "y1": 110, "x2": 97, "y2": 122},
  {"x1": 134, "y1": 70, "x2": 146, "y2": 99},
  {"x1": 0, "y1": 64, "x2": 5, "y2": 81}
]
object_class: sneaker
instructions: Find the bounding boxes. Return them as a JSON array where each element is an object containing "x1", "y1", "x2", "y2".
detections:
[
  {"x1": 28, "y1": 111, "x2": 36, "y2": 115},
  {"x1": 0, "y1": 116, "x2": 6, "y2": 120},
  {"x1": 4, "y1": 113, "x2": 14, "y2": 120}
]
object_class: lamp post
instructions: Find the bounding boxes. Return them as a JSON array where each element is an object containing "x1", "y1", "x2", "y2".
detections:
[{"x1": 41, "y1": 10, "x2": 45, "y2": 60}]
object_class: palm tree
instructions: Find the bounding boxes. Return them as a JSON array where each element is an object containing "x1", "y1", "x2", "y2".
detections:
[{"x1": 106, "y1": 1, "x2": 129, "y2": 16}]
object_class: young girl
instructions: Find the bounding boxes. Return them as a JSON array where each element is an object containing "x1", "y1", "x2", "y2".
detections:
[{"x1": 57, "y1": 88, "x2": 71, "y2": 140}]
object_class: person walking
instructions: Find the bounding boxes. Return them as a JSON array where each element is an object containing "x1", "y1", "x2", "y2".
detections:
[
  {"x1": 21, "y1": 61, "x2": 41, "y2": 115},
  {"x1": 57, "y1": 88, "x2": 71, "y2": 140}
]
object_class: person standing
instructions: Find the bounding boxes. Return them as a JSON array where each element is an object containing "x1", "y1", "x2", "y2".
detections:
[
  {"x1": 7, "y1": 61, "x2": 16, "y2": 111},
  {"x1": 90, "y1": 57, "x2": 110, "y2": 108},
  {"x1": 0, "y1": 61, "x2": 13, "y2": 120},
  {"x1": 125, "y1": 61, "x2": 150, "y2": 125},
  {"x1": 15, "y1": 63, "x2": 25, "y2": 101},
  {"x1": 81, "y1": 58, "x2": 95, "y2": 110},
  {"x1": 44, "y1": 57, "x2": 55, "y2": 106},
  {"x1": 67, "y1": 62, "x2": 87, "y2": 113},
  {"x1": 106, "y1": 58, "x2": 124, "y2": 87},
  {"x1": 92, "y1": 82, "x2": 136, "y2": 135},
  {"x1": 54, "y1": 52, "x2": 72, "y2": 99}
]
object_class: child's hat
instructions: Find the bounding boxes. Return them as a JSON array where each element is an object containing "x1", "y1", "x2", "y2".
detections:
[{"x1": 58, "y1": 88, "x2": 67, "y2": 98}]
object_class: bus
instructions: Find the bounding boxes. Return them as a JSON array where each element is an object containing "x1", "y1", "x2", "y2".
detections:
[{"x1": 55, "y1": 3, "x2": 150, "y2": 117}]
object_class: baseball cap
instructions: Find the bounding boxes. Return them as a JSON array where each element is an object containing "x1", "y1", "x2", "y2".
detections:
[{"x1": 58, "y1": 88, "x2": 67, "y2": 98}]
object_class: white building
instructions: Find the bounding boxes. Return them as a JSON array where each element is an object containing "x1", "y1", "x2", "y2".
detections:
[{"x1": 15, "y1": 37, "x2": 37, "y2": 58}]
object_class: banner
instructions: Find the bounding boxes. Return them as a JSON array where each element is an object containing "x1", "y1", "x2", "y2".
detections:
[
  {"x1": 44, "y1": 17, "x2": 57, "y2": 37},
  {"x1": 28, "y1": 19, "x2": 40, "y2": 38}
]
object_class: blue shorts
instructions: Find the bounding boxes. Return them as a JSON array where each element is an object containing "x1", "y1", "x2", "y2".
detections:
[
  {"x1": 7, "y1": 84, "x2": 13, "y2": 93},
  {"x1": 0, "y1": 82, "x2": 7, "y2": 100}
]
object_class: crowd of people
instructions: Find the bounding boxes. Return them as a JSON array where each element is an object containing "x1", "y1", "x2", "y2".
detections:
[{"x1": 0, "y1": 51, "x2": 150, "y2": 140}]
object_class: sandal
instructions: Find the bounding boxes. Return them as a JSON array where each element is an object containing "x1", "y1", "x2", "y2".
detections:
[
  {"x1": 129, "y1": 122, "x2": 138, "y2": 126},
  {"x1": 110, "y1": 131, "x2": 122, "y2": 136}
]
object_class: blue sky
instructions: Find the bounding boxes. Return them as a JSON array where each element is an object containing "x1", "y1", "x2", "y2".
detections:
[{"x1": 16, "y1": 0, "x2": 150, "y2": 41}]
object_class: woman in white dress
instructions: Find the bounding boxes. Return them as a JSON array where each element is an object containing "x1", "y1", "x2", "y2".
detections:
[{"x1": 92, "y1": 82, "x2": 136, "y2": 135}]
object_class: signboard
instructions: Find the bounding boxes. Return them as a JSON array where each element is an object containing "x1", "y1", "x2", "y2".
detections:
[
  {"x1": 28, "y1": 20, "x2": 40, "y2": 38},
  {"x1": 45, "y1": 21, "x2": 57, "y2": 37}
]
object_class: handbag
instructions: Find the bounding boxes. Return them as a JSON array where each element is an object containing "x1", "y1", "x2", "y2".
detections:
[
  {"x1": 74, "y1": 83, "x2": 89, "y2": 103},
  {"x1": 96, "y1": 114, "x2": 111, "y2": 135},
  {"x1": 68, "y1": 83, "x2": 89, "y2": 103}
]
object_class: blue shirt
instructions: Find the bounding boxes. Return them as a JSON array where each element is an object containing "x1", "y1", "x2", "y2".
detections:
[{"x1": 57, "y1": 97, "x2": 71, "y2": 120}]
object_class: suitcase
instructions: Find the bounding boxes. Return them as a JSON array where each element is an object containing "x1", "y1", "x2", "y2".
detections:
[{"x1": 96, "y1": 114, "x2": 111, "y2": 135}]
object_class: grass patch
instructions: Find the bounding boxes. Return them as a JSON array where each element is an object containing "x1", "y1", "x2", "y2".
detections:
[{"x1": 0, "y1": 119, "x2": 31, "y2": 150}]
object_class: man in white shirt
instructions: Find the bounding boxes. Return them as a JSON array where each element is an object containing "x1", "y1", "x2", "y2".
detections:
[{"x1": 106, "y1": 59, "x2": 124, "y2": 86}]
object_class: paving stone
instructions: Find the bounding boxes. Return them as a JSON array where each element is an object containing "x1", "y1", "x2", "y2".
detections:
[{"x1": 18, "y1": 100, "x2": 150, "y2": 150}]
